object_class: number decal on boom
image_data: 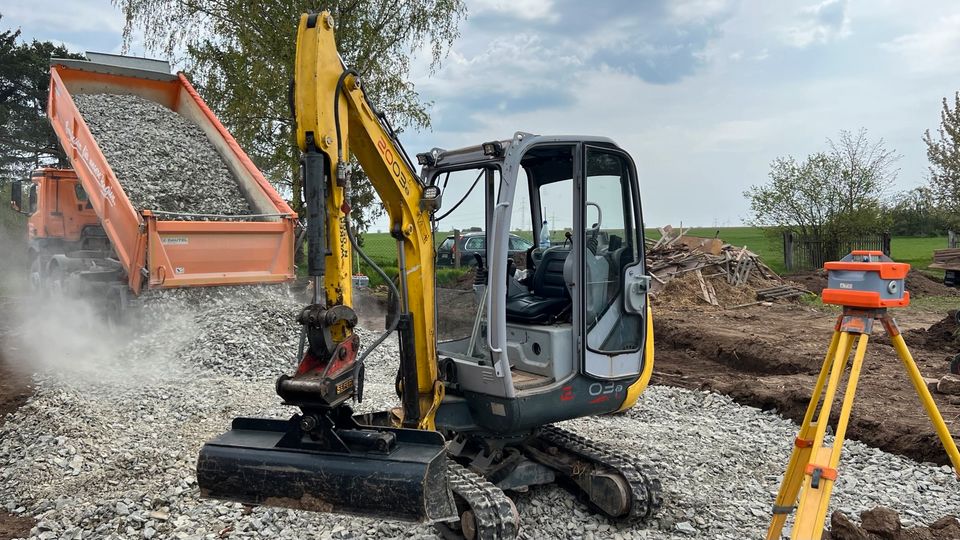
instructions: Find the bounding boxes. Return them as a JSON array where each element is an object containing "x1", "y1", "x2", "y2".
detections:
[{"x1": 377, "y1": 137, "x2": 409, "y2": 196}]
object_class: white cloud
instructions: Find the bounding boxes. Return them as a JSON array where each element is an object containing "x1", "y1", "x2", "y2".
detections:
[
  {"x1": 668, "y1": 0, "x2": 735, "y2": 24},
  {"x1": 780, "y1": 0, "x2": 851, "y2": 48},
  {"x1": 882, "y1": 13, "x2": 960, "y2": 74},
  {"x1": 470, "y1": 0, "x2": 559, "y2": 22},
  {"x1": 2, "y1": 0, "x2": 125, "y2": 34}
]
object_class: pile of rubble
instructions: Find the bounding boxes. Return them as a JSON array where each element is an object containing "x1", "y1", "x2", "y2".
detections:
[
  {"x1": 828, "y1": 507, "x2": 960, "y2": 540},
  {"x1": 73, "y1": 93, "x2": 252, "y2": 219},
  {"x1": 646, "y1": 226, "x2": 808, "y2": 308}
]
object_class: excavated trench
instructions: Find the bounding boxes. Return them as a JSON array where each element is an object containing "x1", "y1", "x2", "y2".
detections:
[{"x1": 652, "y1": 305, "x2": 960, "y2": 466}]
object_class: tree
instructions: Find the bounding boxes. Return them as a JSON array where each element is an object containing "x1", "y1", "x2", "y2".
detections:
[
  {"x1": 923, "y1": 92, "x2": 960, "y2": 214},
  {"x1": 112, "y1": 0, "x2": 466, "y2": 230},
  {"x1": 745, "y1": 129, "x2": 898, "y2": 239},
  {"x1": 0, "y1": 15, "x2": 83, "y2": 182},
  {"x1": 885, "y1": 187, "x2": 952, "y2": 236}
]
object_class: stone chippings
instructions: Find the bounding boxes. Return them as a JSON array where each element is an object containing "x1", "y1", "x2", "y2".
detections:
[
  {"x1": 72, "y1": 93, "x2": 252, "y2": 219},
  {"x1": 0, "y1": 285, "x2": 957, "y2": 540}
]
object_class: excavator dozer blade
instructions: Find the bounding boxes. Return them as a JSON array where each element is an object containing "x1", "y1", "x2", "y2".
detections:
[{"x1": 197, "y1": 417, "x2": 457, "y2": 523}]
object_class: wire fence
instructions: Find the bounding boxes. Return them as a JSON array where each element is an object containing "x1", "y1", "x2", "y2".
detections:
[{"x1": 783, "y1": 231, "x2": 891, "y2": 272}]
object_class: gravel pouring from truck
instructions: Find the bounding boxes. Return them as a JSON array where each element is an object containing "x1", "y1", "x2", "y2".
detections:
[{"x1": 14, "y1": 52, "x2": 296, "y2": 304}]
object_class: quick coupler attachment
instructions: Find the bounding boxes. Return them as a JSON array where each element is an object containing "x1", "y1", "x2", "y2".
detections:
[{"x1": 197, "y1": 415, "x2": 457, "y2": 522}]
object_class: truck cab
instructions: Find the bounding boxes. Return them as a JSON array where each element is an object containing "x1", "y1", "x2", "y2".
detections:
[{"x1": 11, "y1": 168, "x2": 109, "y2": 290}]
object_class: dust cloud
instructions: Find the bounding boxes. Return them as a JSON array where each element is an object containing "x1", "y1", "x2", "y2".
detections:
[{"x1": 0, "y1": 222, "x2": 196, "y2": 386}]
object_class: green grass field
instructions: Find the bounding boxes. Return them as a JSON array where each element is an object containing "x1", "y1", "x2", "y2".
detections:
[{"x1": 355, "y1": 226, "x2": 950, "y2": 277}]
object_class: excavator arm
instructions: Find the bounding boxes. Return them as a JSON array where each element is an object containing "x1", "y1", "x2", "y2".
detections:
[
  {"x1": 292, "y1": 12, "x2": 441, "y2": 427},
  {"x1": 196, "y1": 13, "x2": 456, "y2": 522}
]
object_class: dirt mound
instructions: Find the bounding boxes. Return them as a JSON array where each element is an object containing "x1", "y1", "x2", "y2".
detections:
[
  {"x1": 454, "y1": 267, "x2": 477, "y2": 290},
  {"x1": 652, "y1": 270, "x2": 784, "y2": 309},
  {"x1": 924, "y1": 311, "x2": 960, "y2": 349},
  {"x1": 788, "y1": 269, "x2": 958, "y2": 299},
  {"x1": 906, "y1": 271, "x2": 960, "y2": 298},
  {"x1": 898, "y1": 310, "x2": 960, "y2": 351},
  {"x1": 788, "y1": 269, "x2": 828, "y2": 295},
  {"x1": 827, "y1": 507, "x2": 960, "y2": 540}
]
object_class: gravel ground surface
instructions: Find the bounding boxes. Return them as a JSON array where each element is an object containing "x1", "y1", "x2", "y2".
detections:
[
  {"x1": 0, "y1": 286, "x2": 957, "y2": 539},
  {"x1": 73, "y1": 93, "x2": 251, "y2": 219}
]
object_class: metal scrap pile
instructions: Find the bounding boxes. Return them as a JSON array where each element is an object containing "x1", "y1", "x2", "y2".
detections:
[{"x1": 646, "y1": 225, "x2": 808, "y2": 307}]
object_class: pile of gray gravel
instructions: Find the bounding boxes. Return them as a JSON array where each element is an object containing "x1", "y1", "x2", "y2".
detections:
[
  {"x1": 73, "y1": 93, "x2": 252, "y2": 219},
  {"x1": 0, "y1": 285, "x2": 957, "y2": 540}
]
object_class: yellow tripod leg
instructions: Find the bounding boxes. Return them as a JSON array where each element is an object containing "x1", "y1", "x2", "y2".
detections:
[
  {"x1": 766, "y1": 328, "x2": 842, "y2": 540},
  {"x1": 792, "y1": 333, "x2": 869, "y2": 540},
  {"x1": 890, "y1": 333, "x2": 960, "y2": 474}
]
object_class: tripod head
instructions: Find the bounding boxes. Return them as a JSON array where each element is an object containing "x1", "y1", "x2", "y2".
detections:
[{"x1": 822, "y1": 250, "x2": 910, "y2": 309}]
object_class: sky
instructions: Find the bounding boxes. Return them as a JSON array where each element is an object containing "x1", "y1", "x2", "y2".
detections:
[{"x1": 4, "y1": 0, "x2": 960, "y2": 229}]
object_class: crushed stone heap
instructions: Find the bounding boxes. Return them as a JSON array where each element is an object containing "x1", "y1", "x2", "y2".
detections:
[{"x1": 72, "y1": 93, "x2": 252, "y2": 219}]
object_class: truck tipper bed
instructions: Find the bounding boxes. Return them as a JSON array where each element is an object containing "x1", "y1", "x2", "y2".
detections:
[{"x1": 16, "y1": 53, "x2": 296, "y2": 303}]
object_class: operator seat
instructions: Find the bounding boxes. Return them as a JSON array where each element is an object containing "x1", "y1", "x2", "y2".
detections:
[{"x1": 505, "y1": 247, "x2": 572, "y2": 324}]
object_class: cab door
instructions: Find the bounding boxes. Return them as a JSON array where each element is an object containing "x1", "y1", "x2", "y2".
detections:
[{"x1": 580, "y1": 145, "x2": 647, "y2": 379}]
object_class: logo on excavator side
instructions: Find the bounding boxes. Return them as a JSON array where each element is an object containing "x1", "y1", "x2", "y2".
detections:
[
  {"x1": 588, "y1": 382, "x2": 624, "y2": 405},
  {"x1": 336, "y1": 379, "x2": 353, "y2": 394},
  {"x1": 64, "y1": 119, "x2": 116, "y2": 207},
  {"x1": 376, "y1": 136, "x2": 410, "y2": 196}
]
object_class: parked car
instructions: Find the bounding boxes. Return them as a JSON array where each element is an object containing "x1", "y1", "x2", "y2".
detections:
[{"x1": 436, "y1": 231, "x2": 534, "y2": 267}]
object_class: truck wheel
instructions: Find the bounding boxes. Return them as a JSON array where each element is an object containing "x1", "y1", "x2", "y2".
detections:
[
  {"x1": 29, "y1": 258, "x2": 43, "y2": 295},
  {"x1": 46, "y1": 263, "x2": 66, "y2": 299}
]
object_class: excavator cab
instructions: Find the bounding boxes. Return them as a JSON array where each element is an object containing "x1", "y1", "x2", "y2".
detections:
[
  {"x1": 427, "y1": 133, "x2": 651, "y2": 431},
  {"x1": 198, "y1": 13, "x2": 659, "y2": 537}
]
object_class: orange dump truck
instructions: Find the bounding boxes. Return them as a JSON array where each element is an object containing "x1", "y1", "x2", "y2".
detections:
[{"x1": 10, "y1": 53, "x2": 296, "y2": 309}]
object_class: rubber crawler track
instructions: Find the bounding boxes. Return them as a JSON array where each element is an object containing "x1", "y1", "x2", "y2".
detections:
[
  {"x1": 538, "y1": 425, "x2": 663, "y2": 522},
  {"x1": 443, "y1": 460, "x2": 519, "y2": 540}
]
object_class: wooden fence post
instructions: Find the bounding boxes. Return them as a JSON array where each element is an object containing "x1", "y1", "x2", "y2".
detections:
[
  {"x1": 453, "y1": 229, "x2": 461, "y2": 268},
  {"x1": 783, "y1": 230, "x2": 794, "y2": 272}
]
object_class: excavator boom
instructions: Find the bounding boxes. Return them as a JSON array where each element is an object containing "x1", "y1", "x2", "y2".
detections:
[
  {"x1": 292, "y1": 12, "x2": 441, "y2": 423},
  {"x1": 198, "y1": 11, "x2": 455, "y2": 523}
]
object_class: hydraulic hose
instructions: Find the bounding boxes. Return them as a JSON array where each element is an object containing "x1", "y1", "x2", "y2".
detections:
[
  {"x1": 330, "y1": 67, "x2": 406, "y2": 383},
  {"x1": 349, "y1": 221, "x2": 401, "y2": 366}
]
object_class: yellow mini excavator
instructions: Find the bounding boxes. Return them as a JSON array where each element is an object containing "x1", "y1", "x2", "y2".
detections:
[{"x1": 197, "y1": 12, "x2": 660, "y2": 538}]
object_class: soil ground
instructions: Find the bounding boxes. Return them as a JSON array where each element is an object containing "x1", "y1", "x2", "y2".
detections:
[
  {"x1": 651, "y1": 298, "x2": 960, "y2": 465},
  {"x1": 0, "y1": 350, "x2": 35, "y2": 540}
]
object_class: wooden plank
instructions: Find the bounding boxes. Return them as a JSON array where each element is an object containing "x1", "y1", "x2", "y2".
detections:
[
  {"x1": 695, "y1": 269, "x2": 719, "y2": 306},
  {"x1": 705, "y1": 279, "x2": 719, "y2": 306},
  {"x1": 678, "y1": 236, "x2": 723, "y2": 255}
]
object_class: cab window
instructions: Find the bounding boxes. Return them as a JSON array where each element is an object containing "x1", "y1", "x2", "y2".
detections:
[
  {"x1": 74, "y1": 184, "x2": 89, "y2": 202},
  {"x1": 464, "y1": 237, "x2": 485, "y2": 250},
  {"x1": 509, "y1": 236, "x2": 532, "y2": 251}
]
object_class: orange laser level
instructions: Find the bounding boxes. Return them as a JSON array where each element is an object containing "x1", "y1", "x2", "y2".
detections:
[{"x1": 821, "y1": 250, "x2": 909, "y2": 309}]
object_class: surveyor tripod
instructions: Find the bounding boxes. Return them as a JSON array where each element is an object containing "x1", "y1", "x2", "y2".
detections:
[{"x1": 767, "y1": 251, "x2": 960, "y2": 540}]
